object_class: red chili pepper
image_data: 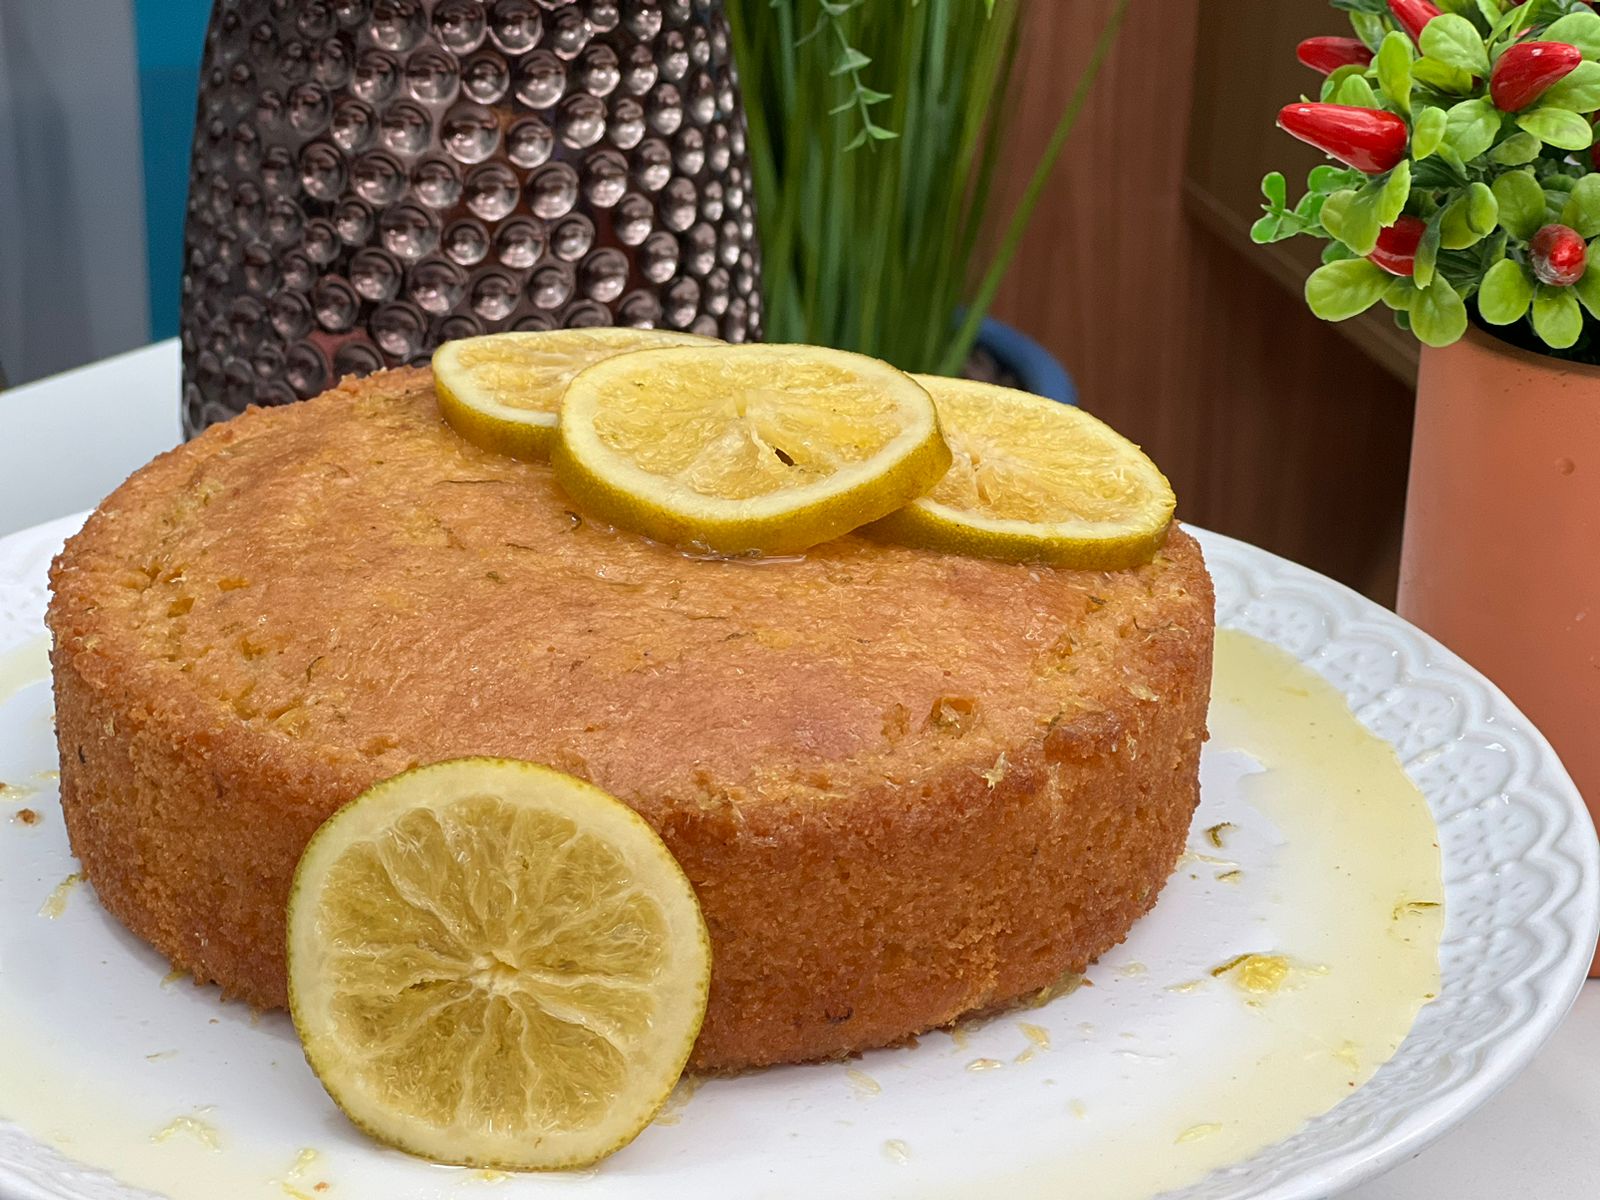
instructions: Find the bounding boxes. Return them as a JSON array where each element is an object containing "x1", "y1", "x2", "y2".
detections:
[
  {"x1": 1277, "y1": 104, "x2": 1410, "y2": 174},
  {"x1": 1388, "y1": 0, "x2": 1442, "y2": 45},
  {"x1": 1368, "y1": 216, "x2": 1428, "y2": 277},
  {"x1": 1490, "y1": 42, "x2": 1583, "y2": 111},
  {"x1": 1531, "y1": 224, "x2": 1588, "y2": 286},
  {"x1": 1297, "y1": 36, "x2": 1376, "y2": 76}
]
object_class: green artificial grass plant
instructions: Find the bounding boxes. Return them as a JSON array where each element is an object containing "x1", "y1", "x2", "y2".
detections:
[{"x1": 725, "y1": 0, "x2": 1131, "y2": 375}]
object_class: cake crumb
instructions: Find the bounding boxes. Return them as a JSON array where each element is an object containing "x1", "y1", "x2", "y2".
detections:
[
  {"x1": 966, "y1": 1057, "x2": 1003, "y2": 1072},
  {"x1": 979, "y1": 752, "x2": 1010, "y2": 788},
  {"x1": 152, "y1": 1111, "x2": 221, "y2": 1150},
  {"x1": 883, "y1": 1138, "x2": 910, "y2": 1164},
  {"x1": 845, "y1": 1068, "x2": 881, "y2": 1096},
  {"x1": 14, "y1": 807, "x2": 39, "y2": 825},
  {"x1": 1211, "y1": 953, "x2": 1293, "y2": 995},
  {"x1": 1204, "y1": 822, "x2": 1236, "y2": 848},
  {"x1": 38, "y1": 872, "x2": 83, "y2": 918},
  {"x1": 1018, "y1": 1022, "x2": 1051, "y2": 1049}
]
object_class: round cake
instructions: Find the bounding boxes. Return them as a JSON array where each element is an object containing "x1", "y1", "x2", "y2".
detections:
[{"x1": 46, "y1": 368, "x2": 1214, "y2": 1073}]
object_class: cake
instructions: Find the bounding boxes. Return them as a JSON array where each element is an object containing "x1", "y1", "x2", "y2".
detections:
[{"x1": 46, "y1": 368, "x2": 1214, "y2": 1073}]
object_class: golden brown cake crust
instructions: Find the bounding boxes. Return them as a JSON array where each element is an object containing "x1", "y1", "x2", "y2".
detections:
[{"x1": 47, "y1": 368, "x2": 1214, "y2": 1072}]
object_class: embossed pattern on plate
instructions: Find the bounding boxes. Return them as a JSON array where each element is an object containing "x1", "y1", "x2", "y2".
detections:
[{"x1": 0, "y1": 515, "x2": 1595, "y2": 1200}]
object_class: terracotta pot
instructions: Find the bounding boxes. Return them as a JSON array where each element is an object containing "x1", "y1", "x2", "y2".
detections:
[{"x1": 1400, "y1": 325, "x2": 1600, "y2": 970}]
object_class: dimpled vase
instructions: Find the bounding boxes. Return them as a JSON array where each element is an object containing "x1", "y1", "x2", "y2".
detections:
[{"x1": 179, "y1": 0, "x2": 761, "y2": 436}]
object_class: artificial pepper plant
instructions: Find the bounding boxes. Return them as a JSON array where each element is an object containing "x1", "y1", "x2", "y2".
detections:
[{"x1": 1254, "y1": 0, "x2": 1600, "y2": 358}]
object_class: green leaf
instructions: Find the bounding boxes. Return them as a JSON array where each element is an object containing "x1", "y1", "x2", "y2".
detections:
[
  {"x1": 1413, "y1": 151, "x2": 1470, "y2": 188},
  {"x1": 1293, "y1": 189, "x2": 1328, "y2": 223},
  {"x1": 1378, "y1": 31, "x2": 1415, "y2": 114},
  {"x1": 1382, "y1": 275, "x2": 1418, "y2": 309},
  {"x1": 1562, "y1": 173, "x2": 1600, "y2": 237},
  {"x1": 831, "y1": 46, "x2": 871, "y2": 75},
  {"x1": 1351, "y1": 11, "x2": 1388, "y2": 52},
  {"x1": 1411, "y1": 277, "x2": 1471, "y2": 346},
  {"x1": 1305, "y1": 258, "x2": 1393, "y2": 321},
  {"x1": 1323, "y1": 239, "x2": 1360, "y2": 264},
  {"x1": 1488, "y1": 130, "x2": 1543, "y2": 164},
  {"x1": 1320, "y1": 189, "x2": 1358, "y2": 241},
  {"x1": 1474, "y1": 0, "x2": 1500, "y2": 26},
  {"x1": 1413, "y1": 56, "x2": 1478, "y2": 94},
  {"x1": 1415, "y1": 212, "x2": 1444, "y2": 287},
  {"x1": 1532, "y1": 286, "x2": 1584, "y2": 348},
  {"x1": 1495, "y1": 169, "x2": 1550, "y2": 240},
  {"x1": 1337, "y1": 73, "x2": 1381, "y2": 108},
  {"x1": 1575, "y1": 241, "x2": 1600, "y2": 317},
  {"x1": 1309, "y1": 165, "x2": 1364, "y2": 194},
  {"x1": 1377, "y1": 160, "x2": 1413, "y2": 226},
  {"x1": 1412, "y1": 105, "x2": 1448, "y2": 158},
  {"x1": 1440, "y1": 197, "x2": 1485, "y2": 249},
  {"x1": 1446, "y1": 97, "x2": 1503, "y2": 160},
  {"x1": 1544, "y1": 11, "x2": 1600, "y2": 60},
  {"x1": 1478, "y1": 258, "x2": 1535, "y2": 323},
  {"x1": 1491, "y1": 0, "x2": 1537, "y2": 45},
  {"x1": 1541, "y1": 60, "x2": 1600, "y2": 112},
  {"x1": 1341, "y1": 191, "x2": 1384, "y2": 255},
  {"x1": 1467, "y1": 180, "x2": 1499, "y2": 234},
  {"x1": 1261, "y1": 172, "x2": 1288, "y2": 210},
  {"x1": 1321, "y1": 63, "x2": 1370, "y2": 103},
  {"x1": 1420, "y1": 14, "x2": 1490, "y2": 76},
  {"x1": 1517, "y1": 107, "x2": 1595, "y2": 151}
]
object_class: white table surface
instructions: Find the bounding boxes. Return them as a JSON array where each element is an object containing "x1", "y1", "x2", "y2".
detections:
[{"x1": 2, "y1": 341, "x2": 1596, "y2": 1198}]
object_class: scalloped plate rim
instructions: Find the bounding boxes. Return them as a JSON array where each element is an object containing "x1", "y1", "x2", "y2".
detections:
[{"x1": 0, "y1": 512, "x2": 1594, "y2": 1200}]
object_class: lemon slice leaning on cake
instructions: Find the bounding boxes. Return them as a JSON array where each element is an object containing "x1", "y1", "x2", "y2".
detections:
[
  {"x1": 552, "y1": 343, "x2": 952, "y2": 555},
  {"x1": 433, "y1": 328, "x2": 718, "y2": 461},
  {"x1": 867, "y1": 377, "x2": 1176, "y2": 570},
  {"x1": 286, "y1": 758, "x2": 711, "y2": 1171}
]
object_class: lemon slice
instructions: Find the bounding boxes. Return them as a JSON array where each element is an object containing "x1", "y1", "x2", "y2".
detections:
[
  {"x1": 286, "y1": 758, "x2": 710, "y2": 1171},
  {"x1": 552, "y1": 344, "x2": 952, "y2": 555},
  {"x1": 433, "y1": 329, "x2": 718, "y2": 460},
  {"x1": 867, "y1": 377, "x2": 1175, "y2": 570}
]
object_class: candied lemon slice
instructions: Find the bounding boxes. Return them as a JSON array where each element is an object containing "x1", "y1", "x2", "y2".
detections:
[
  {"x1": 551, "y1": 344, "x2": 951, "y2": 555},
  {"x1": 286, "y1": 759, "x2": 710, "y2": 1171},
  {"x1": 867, "y1": 377, "x2": 1175, "y2": 570},
  {"x1": 433, "y1": 329, "x2": 718, "y2": 460}
]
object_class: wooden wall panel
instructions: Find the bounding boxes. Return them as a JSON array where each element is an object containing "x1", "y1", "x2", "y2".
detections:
[{"x1": 985, "y1": 0, "x2": 1415, "y2": 601}]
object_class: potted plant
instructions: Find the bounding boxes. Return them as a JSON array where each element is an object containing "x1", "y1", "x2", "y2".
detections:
[
  {"x1": 1255, "y1": 0, "x2": 1600, "y2": 835},
  {"x1": 725, "y1": 0, "x2": 1132, "y2": 404}
]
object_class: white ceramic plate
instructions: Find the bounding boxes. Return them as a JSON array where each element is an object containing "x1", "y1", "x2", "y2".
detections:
[{"x1": 0, "y1": 513, "x2": 1594, "y2": 1200}]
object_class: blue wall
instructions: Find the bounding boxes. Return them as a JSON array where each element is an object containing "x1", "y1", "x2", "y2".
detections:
[{"x1": 133, "y1": 0, "x2": 212, "y2": 341}]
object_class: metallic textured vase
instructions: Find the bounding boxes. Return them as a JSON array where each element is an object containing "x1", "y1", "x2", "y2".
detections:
[{"x1": 180, "y1": 0, "x2": 762, "y2": 436}]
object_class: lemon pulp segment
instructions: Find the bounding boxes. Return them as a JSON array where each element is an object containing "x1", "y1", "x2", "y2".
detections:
[
  {"x1": 868, "y1": 376, "x2": 1175, "y2": 570},
  {"x1": 433, "y1": 328, "x2": 717, "y2": 460},
  {"x1": 286, "y1": 759, "x2": 710, "y2": 1171}
]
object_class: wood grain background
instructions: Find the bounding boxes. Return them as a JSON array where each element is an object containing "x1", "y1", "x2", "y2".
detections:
[{"x1": 986, "y1": 0, "x2": 1417, "y2": 601}]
